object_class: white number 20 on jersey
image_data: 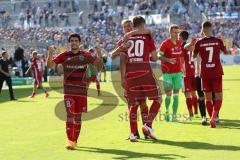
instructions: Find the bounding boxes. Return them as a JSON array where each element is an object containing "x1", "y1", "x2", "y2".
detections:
[{"x1": 127, "y1": 40, "x2": 144, "y2": 57}]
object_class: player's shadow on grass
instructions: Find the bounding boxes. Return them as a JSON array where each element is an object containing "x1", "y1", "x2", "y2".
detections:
[
  {"x1": 179, "y1": 119, "x2": 240, "y2": 130},
  {"x1": 141, "y1": 139, "x2": 240, "y2": 151},
  {"x1": 220, "y1": 119, "x2": 240, "y2": 130},
  {"x1": 75, "y1": 147, "x2": 186, "y2": 160}
]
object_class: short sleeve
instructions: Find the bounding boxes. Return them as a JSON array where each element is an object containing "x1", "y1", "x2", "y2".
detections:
[
  {"x1": 53, "y1": 52, "x2": 65, "y2": 64},
  {"x1": 193, "y1": 41, "x2": 200, "y2": 56},
  {"x1": 84, "y1": 52, "x2": 97, "y2": 64},
  {"x1": 159, "y1": 41, "x2": 167, "y2": 55}
]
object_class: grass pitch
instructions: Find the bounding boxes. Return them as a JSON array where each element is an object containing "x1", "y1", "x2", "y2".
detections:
[{"x1": 0, "y1": 66, "x2": 240, "y2": 160}]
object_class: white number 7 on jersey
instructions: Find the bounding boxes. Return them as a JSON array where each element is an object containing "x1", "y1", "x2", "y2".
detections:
[{"x1": 206, "y1": 47, "x2": 213, "y2": 63}]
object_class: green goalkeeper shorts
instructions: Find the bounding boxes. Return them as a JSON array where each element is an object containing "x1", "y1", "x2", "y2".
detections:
[
  {"x1": 85, "y1": 64, "x2": 98, "y2": 78},
  {"x1": 162, "y1": 72, "x2": 182, "y2": 91}
]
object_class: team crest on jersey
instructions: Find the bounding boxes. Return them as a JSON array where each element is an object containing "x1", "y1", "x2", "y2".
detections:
[{"x1": 78, "y1": 55, "x2": 85, "y2": 61}]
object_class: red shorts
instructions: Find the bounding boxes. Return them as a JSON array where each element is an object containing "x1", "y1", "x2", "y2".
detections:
[
  {"x1": 183, "y1": 76, "x2": 196, "y2": 92},
  {"x1": 34, "y1": 72, "x2": 42, "y2": 85},
  {"x1": 125, "y1": 71, "x2": 160, "y2": 105},
  {"x1": 202, "y1": 76, "x2": 222, "y2": 93},
  {"x1": 64, "y1": 95, "x2": 87, "y2": 113}
]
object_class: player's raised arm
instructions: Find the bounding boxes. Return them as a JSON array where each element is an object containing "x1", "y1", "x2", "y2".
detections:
[
  {"x1": 193, "y1": 41, "x2": 199, "y2": 58},
  {"x1": 111, "y1": 45, "x2": 126, "y2": 59},
  {"x1": 123, "y1": 28, "x2": 152, "y2": 42},
  {"x1": 218, "y1": 38, "x2": 229, "y2": 55},
  {"x1": 184, "y1": 37, "x2": 197, "y2": 51},
  {"x1": 46, "y1": 45, "x2": 56, "y2": 68}
]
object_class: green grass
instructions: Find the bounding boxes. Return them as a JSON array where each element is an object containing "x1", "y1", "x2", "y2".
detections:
[{"x1": 0, "y1": 66, "x2": 240, "y2": 160}]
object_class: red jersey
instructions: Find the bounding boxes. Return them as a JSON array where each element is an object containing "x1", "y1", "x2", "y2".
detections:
[
  {"x1": 194, "y1": 37, "x2": 227, "y2": 78},
  {"x1": 159, "y1": 38, "x2": 182, "y2": 73},
  {"x1": 31, "y1": 57, "x2": 43, "y2": 76},
  {"x1": 53, "y1": 51, "x2": 96, "y2": 96},
  {"x1": 182, "y1": 43, "x2": 195, "y2": 77},
  {"x1": 123, "y1": 34, "x2": 156, "y2": 77}
]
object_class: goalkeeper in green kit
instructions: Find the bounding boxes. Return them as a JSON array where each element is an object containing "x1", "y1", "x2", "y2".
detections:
[{"x1": 159, "y1": 25, "x2": 183, "y2": 122}]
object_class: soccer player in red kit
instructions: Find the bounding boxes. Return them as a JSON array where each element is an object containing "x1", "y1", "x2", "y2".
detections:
[
  {"x1": 25, "y1": 51, "x2": 49, "y2": 98},
  {"x1": 46, "y1": 33, "x2": 103, "y2": 149},
  {"x1": 179, "y1": 31, "x2": 198, "y2": 120},
  {"x1": 193, "y1": 21, "x2": 228, "y2": 128},
  {"x1": 111, "y1": 19, "x2": 150, "y2": 140},
  {"x1": 119, "y1": 16, "x2": 161, "y2": 141}
]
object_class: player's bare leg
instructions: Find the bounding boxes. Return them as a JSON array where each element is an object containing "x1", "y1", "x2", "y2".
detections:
[
  {"x1": 31, "y1": 84, "x2": 38, "y2": 98},
  {"x1": 38, "y1": 83, "x2": 49, "y2": 98}
]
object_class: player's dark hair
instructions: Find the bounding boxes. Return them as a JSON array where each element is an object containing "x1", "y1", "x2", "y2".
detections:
[
  {"x1": 179, "y1": 30, "x2": 189, "y2": 41},
  {"x1": 68, "y1": 33, "x2": 81, "y2": 43},
  {"x1": 132, "y1": 16, "x2": 145, "y2": 27},
  {"x1": 202, "y1": 21, "x2": 212, "y2": 28},
  {"x1": 88, "y1": 48, "x2": 95, "y2": 53},
  {"x1": 169, "y1": 24, "x2": 179, "y2": 32},
  {"x1": 1, "y1": 51, "x2": 7, "y2": 57}
]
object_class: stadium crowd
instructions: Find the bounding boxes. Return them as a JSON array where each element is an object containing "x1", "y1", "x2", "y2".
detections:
[{"x1": 0, "y1": 0, "x2": 239, "y2": 79}]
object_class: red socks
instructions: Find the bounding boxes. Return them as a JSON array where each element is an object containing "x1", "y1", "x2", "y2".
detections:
[
  {"x1": 96, "y1": 81, "x2": 100, "y2": 94},
  {"x1": 141, "y1": 106, "x2": 148, "y2": 125},
  {"x1": 147, "y1": 101, "x2": 161, "y2": 127},
  {"x1": 129, "y1": 105, "x2": 138, "y2": 134},
  {"x1": 186, "y1": 98, "x2": 193, "y2": 116},
  {"x1": 66, "y1": 114, "x2": 82, "y2": 142},
  {"x1": 192, "y1": 97, "x2": 198, "y2": 114},
  {"x1": 206, "y1": 100, "x2": 213, "y2": 117},
  {"x1": 212, "y1": 100, "x2": 222, "y2": 119}
]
